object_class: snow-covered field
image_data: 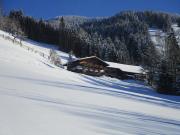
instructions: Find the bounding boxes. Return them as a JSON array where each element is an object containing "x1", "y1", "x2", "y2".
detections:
[{"x1": 0, "y1": 30, "x2": 180, "y2": 135}]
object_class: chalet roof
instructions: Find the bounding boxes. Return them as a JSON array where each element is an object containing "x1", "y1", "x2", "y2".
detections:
[
  {"x1": 106, "y1": 62, "x2": 145, "y2": 74},
  {"x1": 64, "y1": 56, "x2": 109, "y2": 67}
]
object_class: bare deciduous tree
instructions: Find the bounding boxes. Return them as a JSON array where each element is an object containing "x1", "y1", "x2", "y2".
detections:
[{"x1": 49, "y1": 49, "x2": 63, "y2": 68}]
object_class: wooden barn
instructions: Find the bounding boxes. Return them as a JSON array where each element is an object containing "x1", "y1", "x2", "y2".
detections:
[
  {"x1": 105, "y1": 67, "x2": 126, "y2": 79},
  {"x1": 64, "y1": 56, "x2": 146, "y2": 79},
  {"x1": 105, "y1": 62, "x2": 146, "y2": 80},
  {"x1": 64, "y1": 56, "x2": 109, "y2": 76}
]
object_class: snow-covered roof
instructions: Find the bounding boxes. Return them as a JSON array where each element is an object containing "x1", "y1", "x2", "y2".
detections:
[
  {"x1": 72, "y1": 56, "x2": 109, "y2": 66},
  {"x1": 106, "y1": 62, "x2": 145, "y2": 74},
  {"x1": 78, "y1": 56, "x2": 106, "y2": 63},
  {"x1": 64, "y1": 56, "x2": 109, "y2": 66}
]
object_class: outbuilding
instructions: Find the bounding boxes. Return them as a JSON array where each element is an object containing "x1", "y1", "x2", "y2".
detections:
[{"x1": 105, "y1": 62, "x2": 146, "y2": 80}]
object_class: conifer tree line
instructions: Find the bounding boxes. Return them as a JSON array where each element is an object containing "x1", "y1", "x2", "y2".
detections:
[{"x1": 8, "y1": 10, "x2": 59, "y2": 45}]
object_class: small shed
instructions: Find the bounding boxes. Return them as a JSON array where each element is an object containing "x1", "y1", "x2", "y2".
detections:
[{"x1": 64, "y1": 56, "x2": 109, "y2": 76}]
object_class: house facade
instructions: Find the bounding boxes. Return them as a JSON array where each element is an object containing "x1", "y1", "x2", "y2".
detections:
[{"x1": 65, "y1": 56, "x2": 109, "y2": 76}]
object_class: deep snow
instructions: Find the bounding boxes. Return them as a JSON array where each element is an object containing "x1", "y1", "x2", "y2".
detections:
[{"x1": 0, "y1": 30, "x2": 180, "y2": 135}]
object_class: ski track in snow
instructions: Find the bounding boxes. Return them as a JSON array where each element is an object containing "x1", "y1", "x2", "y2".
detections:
[{"x1": 0, "y1": 30, "x2": 180, "y2": 135}]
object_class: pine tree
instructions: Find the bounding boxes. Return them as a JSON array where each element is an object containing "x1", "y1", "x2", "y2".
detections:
[
  {"x1": 156, "y1": 60, "x2": 173, "y2": 94},
  {"x1": 156, "y1": 32, "x2": 180, "y2": 94},
  {"x1": 177, "y1": 17, "x2": 180, "y2": 27},
  {"x1": 114, "y1": 36, "x2": 130, "y2": 63},
  {"x1": 165, "y1": 32, "x2": 180, "y2": 82},
  {"x1": 0, "y1": 7, "x2": 3, "y2": 29},
  {"x1": 59, "y1": 17, "x2": 65, "y2": 48}
]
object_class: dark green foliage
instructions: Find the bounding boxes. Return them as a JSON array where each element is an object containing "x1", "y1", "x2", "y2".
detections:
[
  {"x1": 177, "y1": 17, "x2": 180, "y2": 27},
  {"x1": 150, "y1": 32, "x2": 180, "y2": 94},
  {"x1": 156, "y1": 61, "x2": 175, "y2": 94},
  {"x1": 9, "y1": 10, "x2": 59, "y2": 45},
  {"x1": 135, "y1": 11, "x2": 172, "y2": 32},
  {"x1": 80, "y1": 11, "x2": 168, "y2": 65}
]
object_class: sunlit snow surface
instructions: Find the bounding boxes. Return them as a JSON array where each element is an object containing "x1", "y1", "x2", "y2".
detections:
[{"x1": 0, "y1": 30, "x2": 180, "y2": 135}]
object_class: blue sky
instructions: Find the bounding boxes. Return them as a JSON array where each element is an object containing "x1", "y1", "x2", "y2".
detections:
[{"x1": 3, "y1": 0, "x2": 180, "y2": 19}]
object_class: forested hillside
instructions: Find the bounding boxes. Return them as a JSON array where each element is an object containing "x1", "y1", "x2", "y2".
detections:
[
  {"x1": 46, "y1": 16, "x2": 91, "y2": 28},
  {"x1": 3, "y1": 10, "x2": 180, "y2": 67}
]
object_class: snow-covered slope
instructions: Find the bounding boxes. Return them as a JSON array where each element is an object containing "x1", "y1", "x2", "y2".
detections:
[
  {"x1": 0, "y1": 30, "x2": 76, "y2": 65},
  {"x1": 0, "y1": 30, "x2": 180, "y2": 135},
  {"x1": 148, "y1": 28, "x2": 166, "y2": 54}
]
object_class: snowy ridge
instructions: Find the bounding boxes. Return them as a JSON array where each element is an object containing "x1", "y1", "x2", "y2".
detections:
[{"x1": 0, "y1": 30, "x2": 180, "y2": 135}]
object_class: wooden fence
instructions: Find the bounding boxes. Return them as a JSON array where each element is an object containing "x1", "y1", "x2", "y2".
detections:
[{"x1": 0, "y1": 34, "x2": 49, "y2": 59}]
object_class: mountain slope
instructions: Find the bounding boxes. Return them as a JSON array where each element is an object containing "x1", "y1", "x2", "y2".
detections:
[
  {"x1": 0, "y1": 30, "x2": 180, "y2": 135},
  {"x1": 9, "y1": 10, "x2": 180, "y2": 65}
]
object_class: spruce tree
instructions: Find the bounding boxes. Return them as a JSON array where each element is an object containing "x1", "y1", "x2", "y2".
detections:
[
  {"x1": 59, "y1": 17, "x2": 65, "y2": 49},
  {"x1": 156, "y1": 32, "x2": 180, "y2": 94},
  {"x1": 177, "y1": 17, "x2": 180, "y2": 27}
]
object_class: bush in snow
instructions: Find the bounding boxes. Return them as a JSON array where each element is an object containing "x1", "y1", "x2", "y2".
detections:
[{"x1": 49, "y1": 49, "x2": 63, "y2": 68}]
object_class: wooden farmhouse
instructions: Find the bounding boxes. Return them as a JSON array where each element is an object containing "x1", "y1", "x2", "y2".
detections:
[
  {"x1": 64, "y1": 56, "x2": 146, "y2": 79},
  {"x1": 64, "y1": 56, "x2": 109, "y2": 76}
]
